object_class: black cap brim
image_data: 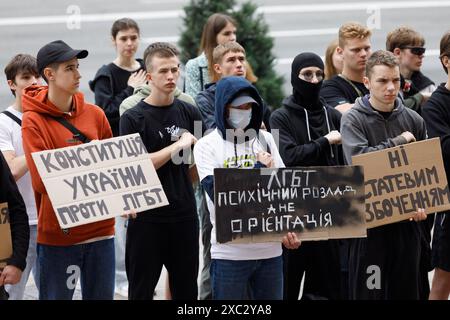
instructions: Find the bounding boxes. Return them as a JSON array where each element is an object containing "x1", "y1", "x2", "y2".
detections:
[{"x1": 58, "y1": 49, "x2": 88, "y2": 63}]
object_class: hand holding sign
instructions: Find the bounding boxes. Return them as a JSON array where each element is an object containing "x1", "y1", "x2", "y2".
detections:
[
  {"x1": 409, "y1": 208, "x2": 427, "y2": 222},
  {"x1": 400, "y1": 131, "x2": 416, "y2": 143},
  {"x1": 0, "y1": 265, "x2": 22, "y2": 286},
  {"x1": 282, "y1": 232, "x2": 301, "y2": 249}
]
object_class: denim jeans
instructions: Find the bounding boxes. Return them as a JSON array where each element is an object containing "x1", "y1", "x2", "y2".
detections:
[
  {"x1": 5, "y1": 224, "x2": 39, "y2": 299},
  {"x1": 211, "y1": 255, "x2": 283, "y2": 300},
  {"x1": 37, "y1": 238, "x2": 115, "y2": 300}
]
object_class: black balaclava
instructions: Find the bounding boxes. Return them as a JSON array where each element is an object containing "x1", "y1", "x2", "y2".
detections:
[{"x1": 291, "y1": 52, "x2": 324, "y2": 110}]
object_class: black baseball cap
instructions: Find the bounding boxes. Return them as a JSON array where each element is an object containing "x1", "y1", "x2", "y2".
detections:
[{"x1": 37, "y1": 40, "x2": 88, "y2": 75}]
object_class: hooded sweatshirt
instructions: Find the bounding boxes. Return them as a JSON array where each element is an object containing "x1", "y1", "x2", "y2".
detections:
[
  {"x1": 422, "y1": 83, "x2": 450, "y2": 174},
  {"x1": 196, "y1": 82, "x2": 273, "y2": 131},
  {"x1": 193, "y1": 76, "x2": 285, "y2": 261},
  {"x1": 341, "y1": 95, "x2": 426, "y2": 165},
  {"x1": 21, "y1": 85, "x2": 114, "y2": 246},
  {"x1": 270, "y1": 52, "x2": 343, "y2": 167},
  {"x1": 119, "y1": 84, "x2": 196, "y2": 116}
]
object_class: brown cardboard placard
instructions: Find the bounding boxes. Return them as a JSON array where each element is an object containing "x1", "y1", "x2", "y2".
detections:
[
  {"x1": 31, "y1": 134, "x2": 169, "y2": 229},
  {"x1": 0, "y1": 202, "x2": 12, "y2": 268},
  {"x1": 214, "y1": 166, "x2": 367, "y2": 244},
  {"x1": 352, "y1": 138, "x2": 450, "y2": 228}
]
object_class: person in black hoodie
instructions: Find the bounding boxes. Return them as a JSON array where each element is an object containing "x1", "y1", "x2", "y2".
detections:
[
  {"x1": 0, "y1": 152, "x2": 29, "y2": 300},
  {"x1": 422, "y1": 31, "x2": 450, "y2": 300},
  {"x1": 270, "y1": 52, "x2": 344, "y2": 300}
]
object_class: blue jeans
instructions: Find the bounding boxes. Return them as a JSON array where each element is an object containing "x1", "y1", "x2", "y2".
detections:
[
  {"x1": 211, "y1": 255, "x2": 283, "y2": 300},
  {"x1": 37, "y1": 238, "x2": 115, "y2": 300},
  {"x1": 5, "y1": 224, "x2": 39, "y2": 299}
]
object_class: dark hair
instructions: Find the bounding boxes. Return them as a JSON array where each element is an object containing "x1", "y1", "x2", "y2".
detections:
[
  {"x1": 143, "y1": 42, "x2": 180, "y2": 71},
  {"x1": 365, "y1": 50, "x2": 399, "y2": 78},
  {"x1": 199, "y1": 13, "x2": 237, "y2": 69},
  {"x1": 440, "y1": 31, "x2": 450, "y2": 74},
  {"x1": 386, "y1": 26, "x2": 425, "y2": 52},
  {"x1": 111, "y1": 18, "x2": 140, "y2": 39},
  {"x1": 4, "y1": 54, "x2": 39, "y2": 96}
]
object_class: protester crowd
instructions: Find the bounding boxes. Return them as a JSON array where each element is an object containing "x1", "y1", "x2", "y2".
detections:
[{"x1": 1, "y1": 14, "x2": 450, "y2": 301}]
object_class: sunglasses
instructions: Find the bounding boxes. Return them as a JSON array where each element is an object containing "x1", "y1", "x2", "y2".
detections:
[
  {"x1": 299, "y1": 70, "x2": 324, "y2": 82},
  {"x1": 401, "y1": 46, "x2": 426, "y2": 56}
]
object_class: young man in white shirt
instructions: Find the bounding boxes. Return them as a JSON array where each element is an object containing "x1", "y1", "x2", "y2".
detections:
[{"x1": 0, "y1": 54, "x2": 40, "y2": 299}]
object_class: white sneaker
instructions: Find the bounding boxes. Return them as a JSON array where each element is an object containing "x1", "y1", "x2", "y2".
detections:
[{"x1": 115, "y1": 285, "x2": 128, "y2": 297}]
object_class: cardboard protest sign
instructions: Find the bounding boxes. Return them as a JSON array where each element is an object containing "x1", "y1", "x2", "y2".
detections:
[
  {"x1": 0, "y1": 202, "x2": 12, "y2": 268},
  {"x1": 352, "y1": 138, "x2": 450, "y2": 229},
  {"x1": 31, "y1": 134, "x2": 169, "y2": 229},
  {"x1": 214, "y1": 166, "x2": 366, "y2": 244}
]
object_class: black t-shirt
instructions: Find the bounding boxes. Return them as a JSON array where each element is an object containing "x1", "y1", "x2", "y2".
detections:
[
  {"x1": 91, "y1": 59, "x2": 145, "y2": 137},
  {"x1": 320, "y1": 75, "x2": 369, "y2": 108},
  {"x1": 119, "y1": 98, "x2": 204, "y2": 222}
]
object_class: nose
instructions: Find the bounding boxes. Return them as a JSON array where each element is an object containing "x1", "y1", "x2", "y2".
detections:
[
  {"x1": 229, "y1": 32, "x2": 237, "y2": 42},
  {"x1": 311, "y1": 76, "x2": 320, "y2": 83},
  {"x1": 31, "y1": 76, "x2": 38, "y2": 85}
]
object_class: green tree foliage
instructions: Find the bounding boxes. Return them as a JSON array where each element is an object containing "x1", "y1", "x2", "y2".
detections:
[{"x1": 179, "y1": 0, "x2": 284, "y2": 107}]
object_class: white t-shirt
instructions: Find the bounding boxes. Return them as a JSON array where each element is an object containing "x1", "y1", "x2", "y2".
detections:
[
  {"x1": 194, "y1": 129, "x2": 285, "y2": 261},
  {"x1": 0, "y1": 106, "x2": 37, "y2": 225}
]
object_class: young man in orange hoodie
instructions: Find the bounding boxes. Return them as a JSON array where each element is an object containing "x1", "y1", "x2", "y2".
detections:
[{"x1": 21, "y1": 40, "x2": 116, "y2": 300}]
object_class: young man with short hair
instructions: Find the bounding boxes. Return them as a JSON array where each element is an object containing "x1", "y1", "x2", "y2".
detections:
[
  {"x1": 119, "y1": 42, "x2": 196, "y2": 116},
  {"x1": 386, "y1": 26, "x2": 436, "y2": 113},
  {"x1": 22, "y1": 40, "x2": 116, "y2": 300},
  {"x1": 321, "y1": 22, "x2": 372, "y2": 113},
  {"x1": 422, "y1": 31, "x2": 450, "y2": 300},
  {"x1": 196, "y1": 42, "x2": 271, "y2": 130},
  {"x1": 120, "y1": 42, "x2": 203, "y2": 300},
  {"x1": 0, "y1": 54, "x2": 40, "y2": 299},
  {"x1": 341, "y1": 50, "x2": 427, "y2": 299}
]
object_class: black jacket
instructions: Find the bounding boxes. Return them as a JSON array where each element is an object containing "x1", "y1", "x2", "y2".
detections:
[
  {"x1": 422, "y1": 83, "x2": 450, "y2": 174},
  {"x1": 269, "y1": 95, "x2": 343, "y2": 167},
  {"x1": 0, "y1": 153, "x2": 29, "y2": 271}
]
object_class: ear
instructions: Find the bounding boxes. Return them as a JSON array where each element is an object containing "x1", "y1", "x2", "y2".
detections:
[
  {"x1": 111, "y1": 36, "x2": 116, "y2": 47},
  {"x1": 393, "y1": 48, "x2": 401, "y2": 57},
  {"x1": 213, "y1": 63, "x2": 222, "y2": 75},
  {"x1": 363, "y1": 76, "x2": 370, "y2": 90},
  {"x1": 43, "y1": 67, "x2": 54, "y2": 81},
  {"x1": 442, "y1": 56, "x2": 450, "y2": 69},
  {"x1": 336, "y1": 46, "x2": 344, "y2": 55},
  {"x1": 7, "y1": 79, "x2": 16, "y2": 91},
  {"x1": 145, "y1": 72, "x2": 152, "y2": 82}
]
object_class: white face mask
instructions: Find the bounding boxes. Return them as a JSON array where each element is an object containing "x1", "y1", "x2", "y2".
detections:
[{"x1": 227, "y1": 108, "x2": 252, "y2": 129}]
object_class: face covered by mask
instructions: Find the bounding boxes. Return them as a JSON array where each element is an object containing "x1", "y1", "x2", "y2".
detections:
[
  {"x1": 227, "y1": 108, "x2": 252, "y2": 129},
  {"x1": 226, "y1": 92, "x2": 257, "y2": 129},
  {"x1": 291, "y1": 52, "x2": 325, "y2": 110}
]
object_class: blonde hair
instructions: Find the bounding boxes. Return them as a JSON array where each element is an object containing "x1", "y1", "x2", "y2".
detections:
[
  {"x1": 324, "y1": 39, "x2": 339, "y2": 80},
  {"x1": 210, "y1": 42, "x2": 246, "y2": 82},
  {"x1": 338, "y1": 22, "x2": 372, "y2": 48}
]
